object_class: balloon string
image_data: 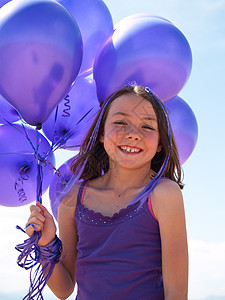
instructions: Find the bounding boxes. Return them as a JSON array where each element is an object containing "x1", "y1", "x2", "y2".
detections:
[
  {"x1": 35, "y1": 127, "x2": 44, "y2": 204},
  {"x1": 15, "y1": 122, "x2": 45, "y2": 204},
  {"x1": 35, "y1": 126, "x2": 41, "y2": 155},
  {"x1": 20, "y1": 120, "x2": 37, "y2": 154},
  {"x1": 0, "y1": 152, "x2": 35, "y2": 155},
  {"x1": 2, "y1": 117, "x2": 56, "y2": 205},
  {"x1": 46, "y1": 106, "x2": 97, "y2": 155},
  {"x1": 51, "y1": 104, "x2": 59, "y2": 148},
  {"x1": 5, "y1": 116, "x2": 52, "y2": 204},
  {"x1": 4, "y1": 117, "x2": 36, "y2": 153},
  {"x1": 36, "y1": 161, "x2": 43, "y2": 204}
]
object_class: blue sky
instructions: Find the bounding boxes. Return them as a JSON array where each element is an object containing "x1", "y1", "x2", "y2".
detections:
[{"x1": 0, "y1": 0, "x2": 225, "y2": 299}]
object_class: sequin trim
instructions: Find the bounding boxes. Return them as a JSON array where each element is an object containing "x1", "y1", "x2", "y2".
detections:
[{"x1": 75, "y1": 201, "x2": 143, "y2": 226}]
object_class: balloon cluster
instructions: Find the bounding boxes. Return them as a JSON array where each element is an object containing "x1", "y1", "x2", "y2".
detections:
[{"x1": 0, "y1": 0, "x2": 198, "y2": 209}]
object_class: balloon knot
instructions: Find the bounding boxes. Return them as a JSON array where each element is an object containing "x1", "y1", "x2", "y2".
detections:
[{"x1": 36, "y1": 124, "x2": 42, "y2": 130}]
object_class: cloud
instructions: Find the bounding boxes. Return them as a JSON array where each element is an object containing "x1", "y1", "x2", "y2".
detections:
[{"x1": 188, "y1": 240, "x2": 225, "y2": 299}]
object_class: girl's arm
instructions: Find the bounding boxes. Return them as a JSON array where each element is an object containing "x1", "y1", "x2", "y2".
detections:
[
  {"x1": 46, "y1": 193, "x2": 78, "y2": 299},
  {"x1": 26, "y1": 184, "x2": 79, "y2": 299},
  {"x1": 152, "y1": 180, "x2": 188, "y2": 300}
]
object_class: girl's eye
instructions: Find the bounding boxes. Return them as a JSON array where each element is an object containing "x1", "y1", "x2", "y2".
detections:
[
  {"x1": 142, "y1": 125, "x2": 154, "y2": 130},
  {"x1": 113, "y1": 121, "x2": 127, "y2": 125}
]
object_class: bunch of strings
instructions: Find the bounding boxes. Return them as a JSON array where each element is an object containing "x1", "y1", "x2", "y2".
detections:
[
  {"x1": 12, "y1": 105, "x2": 95, "y2": 299},
  {"x1": 16, "y1": 226, "x2": 62, "y2": 300}
]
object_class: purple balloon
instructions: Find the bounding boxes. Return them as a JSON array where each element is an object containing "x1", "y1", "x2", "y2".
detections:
[
  {"x1": 115, "y1": 13, "x2": 172, "y2": 29},
  {"x1": 42, "y1": 76, "x2": 100, "y2": 150},
  {"x1": 165, "y1": 96, "x2": 198, "y2": 164},
  {"x1": 0, "y1": 94, "x2": 19, "y2": 124},
  {"x1": 0, "y1": 0, "x2": 83, "y2": 126},
  {"x1": 0, "y1": 124, "x2": 55, "y2": 207},
  {"x1": 94, "y1": 15, "x2": 192, "y2": 103},
  {"x1": 57, "y1": 0, "x2": 113, "y2": 77},
  {"x1": 49, "y1": 158, "x2": 73, "y2": 220},
  {"x1": 0, "y1": 0, "x2": 10, "y2": 8}
]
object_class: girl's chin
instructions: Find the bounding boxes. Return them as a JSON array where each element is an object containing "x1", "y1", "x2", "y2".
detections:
[{"x1": 109, "y1": 159, "x2": 144, "y2": 170}]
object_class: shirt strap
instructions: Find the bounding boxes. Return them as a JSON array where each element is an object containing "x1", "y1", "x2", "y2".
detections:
[{"x1": 77, "y1": 180, "x2": 89, "y2": 205}]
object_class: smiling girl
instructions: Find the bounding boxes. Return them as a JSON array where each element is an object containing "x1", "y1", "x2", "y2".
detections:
[{"x1": 25, "y1": 85, "x2": 188, "y2": 300}]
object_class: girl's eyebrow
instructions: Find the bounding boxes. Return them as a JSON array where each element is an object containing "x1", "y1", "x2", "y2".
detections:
[
  {"x1": 142, "y1": 116, "x2": 157, "y2": 122},
  {"x1": 112, "y1": 112, "x2": 157, "y2": 122},
  {"x1": 112, "y1": 112, "x2": 129, "y2": 117}
]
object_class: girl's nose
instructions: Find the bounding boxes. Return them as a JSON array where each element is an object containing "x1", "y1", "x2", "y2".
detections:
[{"x1": 125, "y1": 126, "x2": 142, "y2": 141}]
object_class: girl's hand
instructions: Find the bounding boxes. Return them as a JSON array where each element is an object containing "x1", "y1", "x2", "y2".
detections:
[{"x1": 25, "y1": 202, "x2": 56, "y2": 246}]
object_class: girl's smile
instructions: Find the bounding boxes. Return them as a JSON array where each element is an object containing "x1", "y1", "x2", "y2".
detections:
[{"x1": 118, "y1": 145, "x2": 143, "y2": 154}]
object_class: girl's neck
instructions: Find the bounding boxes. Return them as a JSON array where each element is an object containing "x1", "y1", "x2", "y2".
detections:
[{"x1": 103, "y1": 164, "x2": 153, "y2": 195}]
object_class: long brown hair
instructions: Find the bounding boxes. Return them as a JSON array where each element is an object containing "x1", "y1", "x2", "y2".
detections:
[{"x1": 70, "y1": 85, "x2": 183, "y2": 189}]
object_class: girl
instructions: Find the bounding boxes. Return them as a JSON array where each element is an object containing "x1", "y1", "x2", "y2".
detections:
[{"x1": 25, "y1": 85, "x2": 188, "y2": 300}]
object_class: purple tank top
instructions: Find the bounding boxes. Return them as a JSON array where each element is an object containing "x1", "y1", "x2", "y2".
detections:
[{"x1": 75, "y1": 180, "x2": 164, "y2": 300}]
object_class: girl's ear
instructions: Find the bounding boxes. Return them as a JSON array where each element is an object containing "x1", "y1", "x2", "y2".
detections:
[
  {"x1": 99, "y1": 134, "x2": 104, "y2": 143},
  {"x1": 157, "y1": 144, "x2": 162, "y2": 152}
]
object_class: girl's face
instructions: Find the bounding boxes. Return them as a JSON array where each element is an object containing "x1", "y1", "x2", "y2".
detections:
[{"x1": 100, "y1": 93, "x2": 162, "y2": 170}]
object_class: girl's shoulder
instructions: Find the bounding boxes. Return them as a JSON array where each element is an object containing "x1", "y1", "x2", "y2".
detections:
[
  {"x1": 84, "y1": 176, "x2": 109, "y2": 194},
  {"x1": 59, "y1": 181, "x2": 83, "y2": 213},
  {"x1": 151, "y1": 178, "x2": 184, "y2": 221},
  {"x1": 154, "y1": 178, "x2": 182, "y2": 195}
]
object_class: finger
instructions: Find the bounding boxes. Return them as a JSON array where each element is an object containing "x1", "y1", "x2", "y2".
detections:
[
  {"x1": 26, "y1": 210, "x2": 45, "y2": 230},
  {"x1": 25, "y1": 223, "x2": 38, "y2": 232},
  {"x1": 27, "y1": 216, "x2": 44, "y2": 227},
  {"x1": 36, "y1": 202, "x2": 53, "y2": 218},
  {"x1": 30, "y1": 204, "x2": 42, "y2": 214},
  {"x1": 26, "y1": 216, "x2": 44, "y2": 229},
  {"x1": 25, "y1": 222, "x2": 42, "y2": 236},
  {"x1": 30, "y1": 209, "x2": 45, "y2": 223}
]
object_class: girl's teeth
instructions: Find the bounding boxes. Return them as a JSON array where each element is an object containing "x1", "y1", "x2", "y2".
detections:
[{"x1": 121, "y1": 146, "x2": 140, "y2": 153}]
